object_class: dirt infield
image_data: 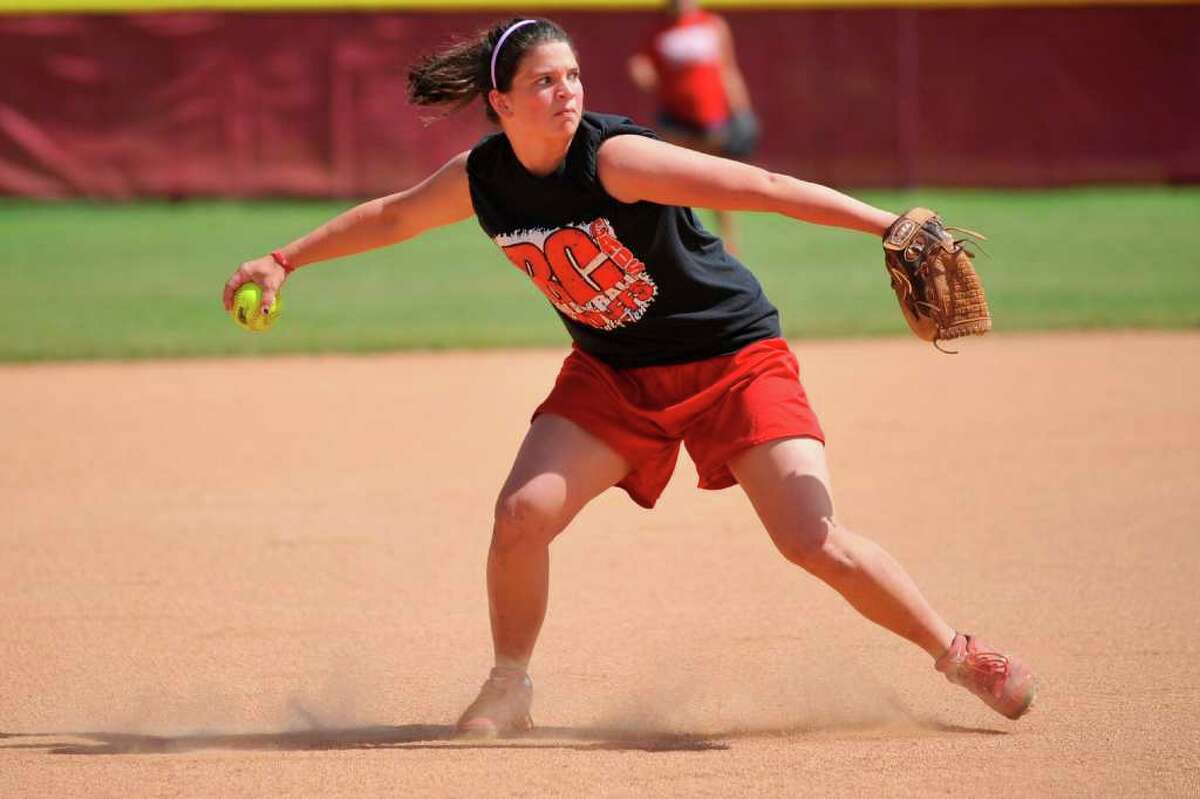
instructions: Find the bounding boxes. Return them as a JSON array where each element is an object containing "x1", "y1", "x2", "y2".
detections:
[{"x1": 2, "y1": 332, "x2": 1198, "y2": 797}]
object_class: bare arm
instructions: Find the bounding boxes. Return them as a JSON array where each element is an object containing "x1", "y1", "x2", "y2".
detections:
[
  {"x1": 276, "y1": 151, "x2": 473, "y2": 269},
  {"x1": 714, "y1": 16, "x2": 752, "y2": 114},
  {"x1": 222, "y1": 151, "x2": 474, "y2": 312},
  {"x1": 627, "y1": 52, "x2": 659, "y2": 95},
  {"x1": 597, "y1": 135, "x2": 896, "y2": 236}
]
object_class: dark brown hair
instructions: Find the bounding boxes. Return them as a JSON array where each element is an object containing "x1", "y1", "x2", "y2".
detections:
[{"x1": 407, "y1": 17, "x2": 575, "y2": 123}]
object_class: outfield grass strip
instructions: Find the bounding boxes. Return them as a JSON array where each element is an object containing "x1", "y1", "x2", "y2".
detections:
[{"x1": 1, "y1": 187, "x2": 1197, "y2": 363}]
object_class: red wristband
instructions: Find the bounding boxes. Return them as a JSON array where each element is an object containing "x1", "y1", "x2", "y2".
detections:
[{"x1": 270, "y1": 249, "x2": 295, "y2": 274}]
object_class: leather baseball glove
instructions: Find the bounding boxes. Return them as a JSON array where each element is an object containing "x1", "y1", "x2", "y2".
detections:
[{"x1": 882, "y1": 208, "x2": 991, "y2": 353}]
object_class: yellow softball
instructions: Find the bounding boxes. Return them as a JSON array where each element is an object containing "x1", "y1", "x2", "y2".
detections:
[{"x1": 231, "y1": 282, "x2": 283, "y2": 332}]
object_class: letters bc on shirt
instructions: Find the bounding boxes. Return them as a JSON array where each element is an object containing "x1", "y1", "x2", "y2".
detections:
[{"x1": 495, "y1": 217, "x2": 658, "y2": 331}]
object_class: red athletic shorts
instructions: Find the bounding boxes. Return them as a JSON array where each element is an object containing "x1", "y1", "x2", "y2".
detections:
[{"x1": 533, "y1": 337, "x2": 825, "y2": 509}]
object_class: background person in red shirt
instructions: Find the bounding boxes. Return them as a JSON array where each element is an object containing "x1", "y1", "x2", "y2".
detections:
[{"x1": 629, "y1": 0, "x2": 761, "y2": 253}]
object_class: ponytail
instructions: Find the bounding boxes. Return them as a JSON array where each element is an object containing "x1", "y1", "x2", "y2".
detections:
[
  {"x1": 406, "y1": 36, "x2": 489, "y2": 119},
  {"x1": 407, "y1": 17, "x2": 574, "y2": 123}
]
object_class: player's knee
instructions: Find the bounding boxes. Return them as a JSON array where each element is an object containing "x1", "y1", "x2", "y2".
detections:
[
  {"x1": 491, "y1": 488, "x2": 566, "y2": 555},
  {"x1": 771, "y1": 514, "x2": 850, "y2": 575}
]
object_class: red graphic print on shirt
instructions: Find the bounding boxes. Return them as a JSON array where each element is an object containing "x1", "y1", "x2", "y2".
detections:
[{"x1": 497, "y1": 218, "x2": 658, "y2": 330}]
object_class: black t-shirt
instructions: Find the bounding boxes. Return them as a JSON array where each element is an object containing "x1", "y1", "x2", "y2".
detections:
[{"x1": 467, "y1": 111, "x2": 780, "y2": 369}]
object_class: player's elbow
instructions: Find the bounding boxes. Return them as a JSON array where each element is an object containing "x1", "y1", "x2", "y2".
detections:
[
  {"x1": 378, "y1": 194, "x2": 418, "y2": 243},
  {"x1": 702, "y1": 167, "x2": 785, "y2": 213},
  {"x1": 740, "y1": 169, "x2": 793, "y2": 214}
]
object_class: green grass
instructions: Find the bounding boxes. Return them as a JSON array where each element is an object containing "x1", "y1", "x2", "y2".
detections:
[{"x1": 1, "y1": 187, "x2": 1197, "y2": 362}]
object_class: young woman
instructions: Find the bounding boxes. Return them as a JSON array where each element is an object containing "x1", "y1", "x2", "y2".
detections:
[{"x1": 222, "y1": 18, "x2": 1036, "y2": 738}]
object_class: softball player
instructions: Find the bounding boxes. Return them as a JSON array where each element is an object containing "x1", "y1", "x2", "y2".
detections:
[
  {"x1": 223, "y1": 17, "x2": 1036, "y2": 738},
  {"x1": 628, "y1": 0, "x2": 760, "y2": 254}
]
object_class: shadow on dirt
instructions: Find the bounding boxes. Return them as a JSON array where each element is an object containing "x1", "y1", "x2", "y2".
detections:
[
  {"x1": 0, "y1": 716, "x2": 1003, "y2": 756},
  {"x1": 0, "y1": 725, "x2": 724, "y2": 754}
]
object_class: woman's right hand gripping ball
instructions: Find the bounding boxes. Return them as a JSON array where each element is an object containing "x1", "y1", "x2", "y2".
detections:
[{"x1": 223, "y1": 255, "x2": 287, "y2": 332}]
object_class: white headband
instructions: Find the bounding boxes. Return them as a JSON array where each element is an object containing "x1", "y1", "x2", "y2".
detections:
[{"x1": 490, "y1": 19, "x2": 538, "y2": 90}]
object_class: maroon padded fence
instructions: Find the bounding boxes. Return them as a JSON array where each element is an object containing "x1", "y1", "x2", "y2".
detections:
[{"x1": 1, "y1": 7, "x2": 1197, "y2": 198}]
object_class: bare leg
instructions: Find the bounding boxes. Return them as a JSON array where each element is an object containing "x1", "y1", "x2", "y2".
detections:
[
  {"x1": 715, "y1": 209, "x2": 739, "y2": 256},
  {"x1": 488, "y1": 414, "x2": 630, "y2": 670},
  {"x1": 728, "y1": 438, "x2": 956, "y2": 658}
]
